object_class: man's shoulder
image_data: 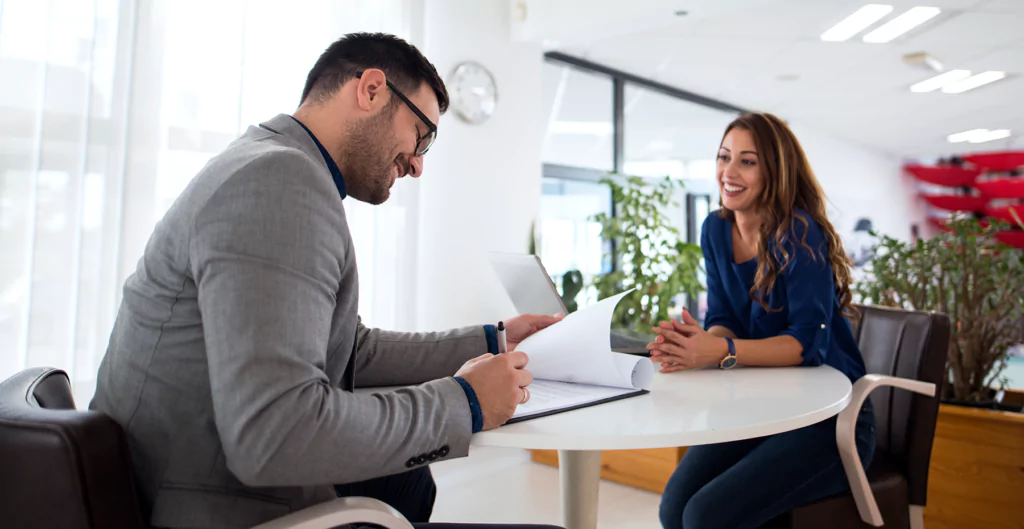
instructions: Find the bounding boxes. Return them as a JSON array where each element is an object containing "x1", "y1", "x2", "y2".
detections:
[
  {"x1": 214, "y1": 131, "x2": 322, "y2": 180},
  {"x1": 193, "y1": 131, "x2": 334, "y2": 209}
]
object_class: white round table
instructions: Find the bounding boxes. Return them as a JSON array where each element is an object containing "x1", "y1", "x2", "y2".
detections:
[{"x1": 471, "y1": 365, "x2": 852, "y2": 529}]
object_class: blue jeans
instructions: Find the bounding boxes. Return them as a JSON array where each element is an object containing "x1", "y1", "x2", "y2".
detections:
[{"x1": 659, "y1": 401, "x2": 876, "y2": 529}]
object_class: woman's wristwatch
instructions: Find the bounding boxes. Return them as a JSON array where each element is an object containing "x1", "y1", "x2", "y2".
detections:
[{"x1": 719, "y1": 336, "x2": 738, "y2": 369}]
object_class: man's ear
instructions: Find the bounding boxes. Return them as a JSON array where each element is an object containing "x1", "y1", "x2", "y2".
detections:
[{"x1": 355, "y1": 68, "x2": 388, "y2": 111}]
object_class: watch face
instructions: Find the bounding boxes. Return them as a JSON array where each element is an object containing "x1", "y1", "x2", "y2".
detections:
[
  {"x1": 450, "y1": 61, "x2": 497, "y2": 125},
  {"x1": 721, "y1": 356, "x2": 738, "y2": 369}
]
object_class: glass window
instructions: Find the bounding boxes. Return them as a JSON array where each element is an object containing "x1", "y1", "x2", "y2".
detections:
[
  {"x1": 623, "y1": 84, "x2": 737, "y2": 182},
  {"x1": 538, "y1": 176, "x2": 611, "y2": 307},
  {"x1": 542, "y1": 62, "x2": 614, "y2": 171},
  {"x1": 689, "y1": 194, "x2": 713, "y2": 324}
]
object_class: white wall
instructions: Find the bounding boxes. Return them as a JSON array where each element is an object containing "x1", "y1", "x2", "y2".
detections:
[
  {"x1": 789, "y1": 122, "x2": 926, "y2": 243},
  {"x1": 415, "y1": 0, "x2": 544, "y2": 330}
]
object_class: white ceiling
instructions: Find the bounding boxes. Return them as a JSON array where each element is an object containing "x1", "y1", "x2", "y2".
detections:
[{"x1": 526, "y1": 0, "x2": 1024, "y2": 160}]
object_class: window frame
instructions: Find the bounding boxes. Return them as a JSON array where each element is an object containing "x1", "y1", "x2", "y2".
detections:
[{"x1": 541, "y1": 53, "x2": 747, "y2": 318}]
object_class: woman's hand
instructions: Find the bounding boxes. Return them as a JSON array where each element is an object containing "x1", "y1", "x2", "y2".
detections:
[{"x1": 646, "y1": 310, "x2": 729, "y2": 373}]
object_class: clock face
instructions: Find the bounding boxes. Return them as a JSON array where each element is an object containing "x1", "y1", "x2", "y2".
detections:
[{"x1": 450, "y1": 61, "x2": 497, "y2": 125}]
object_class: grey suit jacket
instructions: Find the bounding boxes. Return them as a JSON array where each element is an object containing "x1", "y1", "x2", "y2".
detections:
[{"x1": 90, "y1": 114, "x2": 485, "y2": 529}]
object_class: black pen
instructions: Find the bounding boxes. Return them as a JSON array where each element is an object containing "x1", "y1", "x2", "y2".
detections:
[{"x1": 497, "y1": 321, "x2": 507, "y2": 354}]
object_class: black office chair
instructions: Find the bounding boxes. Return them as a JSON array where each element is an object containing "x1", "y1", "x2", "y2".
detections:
[
  {"x1": 0, "y1": 367, "x2": 417, "y2": 529},
  {"x1": 774, "y1": 304, "x2": 951, "y2": 529}
]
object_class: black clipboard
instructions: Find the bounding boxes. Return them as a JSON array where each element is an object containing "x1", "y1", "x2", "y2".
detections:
[{"x1": 505, "y1": 388, "x2": 650, "y2": 424}]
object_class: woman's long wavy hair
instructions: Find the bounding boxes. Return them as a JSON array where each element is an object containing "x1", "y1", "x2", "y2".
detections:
[{"x1": 718, "y1": 112, "x2": 855, "y2": 318}]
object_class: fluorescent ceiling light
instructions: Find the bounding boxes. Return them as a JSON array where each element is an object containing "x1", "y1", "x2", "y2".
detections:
[
  {"x1": 947, "y1": 128, "x2": 1012, "y2": 144},
  {"x1": 969, "y1": 129, "x2": 1011, "y2": 143},
  {"x1": 910, "y1": 69, "x2": 971, "y2": 92},
  {"x1": 549, "y1": 121, "x2": 613, "y2": 136},
  {"x1": 941, "y1": 71, "x2": 1007, "y2": 94},
  {"x1": 821, "y1": 4, "x2": 894, "y2": 42},
  {"x1": 947, "y1": 129, "x2": 987, "y2": 143},
  {"x1": 863, "y1": 6, "x2": 941, "y2": 43}
]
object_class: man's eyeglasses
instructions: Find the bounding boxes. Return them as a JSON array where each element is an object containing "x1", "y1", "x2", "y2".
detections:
[{"x1": 356, "y1": 71, "x2": 437, "y2": 156}]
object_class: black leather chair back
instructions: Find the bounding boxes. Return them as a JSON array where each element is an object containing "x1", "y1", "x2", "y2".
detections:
[
  {"x1": 851, "y1": 304, "x2": 950, "y2": 506},
  {"x1": 0, "y1": 367, "x2": 146, "y2": 529}
]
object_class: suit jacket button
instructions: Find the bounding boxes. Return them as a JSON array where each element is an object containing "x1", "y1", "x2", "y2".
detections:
[
  {"x1": 406, "y1": 458, "x2": 417, "y2": 468},
  {"x1": 427, "y1": 451, "x2": 439, "y2": 461},
  {"x1": 415, "y1": 455, "x2": 428, "y2": 465},
  {"x1": 438, "y1": 445, "x2": 450, "y2": 457}
]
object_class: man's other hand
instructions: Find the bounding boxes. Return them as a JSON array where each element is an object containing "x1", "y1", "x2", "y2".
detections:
[
  {"x1": 455, "y1": 351, "x2": 533, "y2": 430},
  {"x1": 505, "y1": 313, "x2": 563, "y2": 351}
]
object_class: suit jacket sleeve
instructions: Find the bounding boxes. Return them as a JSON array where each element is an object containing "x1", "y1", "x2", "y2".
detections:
[
  {"x1": 353, "y1": 321, "x2": 488, "y2": 387},
  {"x1": 190, "y1": 150, "x2": 473, "y2": 487}
]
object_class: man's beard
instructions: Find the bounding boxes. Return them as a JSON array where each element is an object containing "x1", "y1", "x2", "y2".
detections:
[{"x1": 340, "y1": 107, "x2": 406, "y2": 205}]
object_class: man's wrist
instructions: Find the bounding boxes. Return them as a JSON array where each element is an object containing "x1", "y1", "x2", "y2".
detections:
[
  {"x1": 454, "y1": 376, "x2": 484, "y2": 433},
  {"x1": 483, "y1": 324, "x2": 498, "y2": 354}
]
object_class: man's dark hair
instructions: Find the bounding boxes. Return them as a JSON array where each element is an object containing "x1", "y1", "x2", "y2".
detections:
[{"x1": 300, "y1": 32, "x2": 449, "y2": 113}]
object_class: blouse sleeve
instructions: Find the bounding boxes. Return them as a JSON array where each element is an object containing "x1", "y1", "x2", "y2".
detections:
[
  {"x1": 701, "y1": 215, "x2": 744, "y2": 338},
  {"x1": 777, "y1": 216, "x2": 834, "y2": 366}
]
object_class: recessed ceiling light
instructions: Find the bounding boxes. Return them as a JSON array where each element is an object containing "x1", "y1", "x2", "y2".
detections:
[
  {"x1": 910, "y1": 69, "x2": 972, "y2": 92},
  {"x1": 947, "y1": 128, "x2": 1012, "y2": 144},
  {"x1": 947, "y1": 129, "x2": 988, "y2": 143},
  {"x1": 940, "y1": 71, "x2": 1007, "y2": 94},
  {"x1": 969, "y1": 129, "x2": 1011, "y2": 143},
  {"x1": 821, "y1": 4, "x2": 894, "y2": 42},
  {"x1": 863, "y1": 6, "x2": 941, "y2": 43}
]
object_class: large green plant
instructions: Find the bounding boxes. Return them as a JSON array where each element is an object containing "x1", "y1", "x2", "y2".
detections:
[
  {"x1": 592, "y1": 175, "x2": 705, "y2": 333},
  {"x1": 855, "y1": 217, "x2": 1024, "y2": 402}
]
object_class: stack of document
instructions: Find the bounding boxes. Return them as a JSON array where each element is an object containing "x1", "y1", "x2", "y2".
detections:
[{"x1": 510, "y1": 290, "x2": 654, "y2": 423}]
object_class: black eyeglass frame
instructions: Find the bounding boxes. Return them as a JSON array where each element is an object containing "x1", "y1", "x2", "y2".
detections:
[{"x1": 355, "y1": 70, "x2": 438, "y2": 156}]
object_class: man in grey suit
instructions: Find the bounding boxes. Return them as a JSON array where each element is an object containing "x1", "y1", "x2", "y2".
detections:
[{"x1": 91, "y1": 33, "x2": 562, "y2": 529}]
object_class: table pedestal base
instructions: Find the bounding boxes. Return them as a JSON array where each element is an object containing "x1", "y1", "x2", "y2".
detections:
[{"x1": 557, "y1": 450, "x2": 602, "y2": 529}]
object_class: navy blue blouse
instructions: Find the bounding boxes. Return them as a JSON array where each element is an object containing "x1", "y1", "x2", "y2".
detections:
[{"x1": 700, "y1": 210, "x2": 866, "y2": 382}]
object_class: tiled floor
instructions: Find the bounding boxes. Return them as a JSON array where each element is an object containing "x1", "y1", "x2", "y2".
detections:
[{"x1": 430, "y1": 446, "x2": 663, "y2": 529}]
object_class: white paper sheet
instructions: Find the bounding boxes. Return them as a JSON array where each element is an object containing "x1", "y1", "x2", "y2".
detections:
[
  {"x1": 514, "y1": 290, "x2": 654, "y2": 391},
  {"x1": 511, "y1": 379, "x2": 641, "y2": 420}
]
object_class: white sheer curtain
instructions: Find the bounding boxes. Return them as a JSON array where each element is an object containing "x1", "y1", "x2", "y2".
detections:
[{"x1": 0, "y1": 0, "x2": 420, "y2": 406}]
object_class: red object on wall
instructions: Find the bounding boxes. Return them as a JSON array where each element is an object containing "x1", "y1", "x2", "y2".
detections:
[
  {"x1": 984, "y1": 204, "x2": 1024, "y2": 224},
  {"x1": 962, "y1": 151, "x2": 1024, "y2": 173},
  {"x1": 975, "y1": 178, "x2": 1024, "y2": 199},
  {"x1": 921, "y1": 195, "x2": 989, "y2": 212},
  {"x1": 995, "y1": 231, "x2": 1024, "y2": 249},
  {"x1": 904, "y1": 165, "x2": 981, "y2": 187}
]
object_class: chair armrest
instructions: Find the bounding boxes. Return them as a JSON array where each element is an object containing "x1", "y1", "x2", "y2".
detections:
[
  {"x1": 837, "y1": 374, "x2": 935, "y2": 527},
  {"x1": 250, "y1": 496, "x2": 414, "y2": 529}
]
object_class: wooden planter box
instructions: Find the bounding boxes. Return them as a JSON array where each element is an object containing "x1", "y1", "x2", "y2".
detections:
[
  {"x1": 531, "y1": 393, "x2": 1024, "y2": 528},
  {"x1": 923, "y1": 402, "x2": 1024, "y2": 529}
]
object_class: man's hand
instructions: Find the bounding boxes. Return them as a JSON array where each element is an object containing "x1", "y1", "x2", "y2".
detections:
[
  {"x1": 455, "y1": 351, "x2": 533, "y2": 430},
  {"x1": 505, "y1": 313, "x2": 563, "y2": 350}
]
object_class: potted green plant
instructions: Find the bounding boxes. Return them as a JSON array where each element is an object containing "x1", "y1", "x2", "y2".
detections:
[
  {"x1": 854, "y1": 215, "x2": 1024, "y2": 529},
  {"x1": 591, "y1": 175, "x2": 705, "y2": 335},
  {"x1": 855, "y1": 216, "x2": 1024, "y2": 407}
]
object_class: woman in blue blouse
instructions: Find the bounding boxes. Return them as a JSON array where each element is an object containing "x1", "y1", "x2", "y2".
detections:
[{"x1": 648, "y1": 112, "x2": 876, "y2": 529}]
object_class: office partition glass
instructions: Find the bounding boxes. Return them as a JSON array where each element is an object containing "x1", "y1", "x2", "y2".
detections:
[{"x1": 542, "y1": 62, "x2": 615, "y2": 171}]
